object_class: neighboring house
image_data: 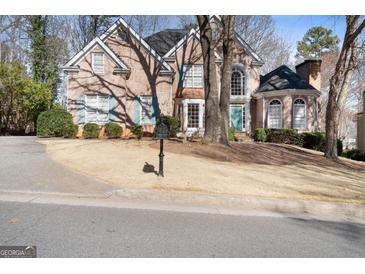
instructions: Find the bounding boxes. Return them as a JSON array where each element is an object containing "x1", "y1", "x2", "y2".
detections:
[
  {"x1": 61, "y1": 16, "x2": 321, "y2": 137},
  {"x1": 357, "y1": 91, "x2": 365, "y2": 150}
]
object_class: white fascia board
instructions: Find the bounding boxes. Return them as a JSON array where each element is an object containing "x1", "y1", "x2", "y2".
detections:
[
  {"x1": 234, "y1": 33, "x2": 264, "y2": 65},
  {"x1": 63, "y1": 37, "x2": 128, "y2": 70},
  {"x1": 100, "y1": 17, "x2": 173, "y2": 72},
  {"x1": 253, "y1": 89, "x2": 321, "y2": 99}
]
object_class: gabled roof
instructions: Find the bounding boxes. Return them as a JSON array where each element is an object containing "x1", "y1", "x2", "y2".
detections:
[
  {"x1": 145, "y1": 29, "x2": 189, "y2": 56},
  {"x1": 100, "y1": 17, "x2": 173, "y2": 72},
  {"x1": 258, "y1": 65, "x2": 317, "y2": 92},
  {"x1": 63, "y1": 37, "x2": 129, "y2": 71},
  {"x1": 160, "y1": 16, "x2": 263, "y2": 65}
]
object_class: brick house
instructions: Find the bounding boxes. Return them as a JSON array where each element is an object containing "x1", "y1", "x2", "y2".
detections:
[{"x1": 61, "y1": 16, "x2": 321, "y2": 137}]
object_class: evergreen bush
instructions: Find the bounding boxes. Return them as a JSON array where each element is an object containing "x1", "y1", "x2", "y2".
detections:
[
  {"x1": 131, "y1": 124, "x2": 143, "y2": 140},
  {"x1": 253, "y1": 128, "x2": 267, "y2": 142},
  {"x1": 37, "y1": 109, "x2": 73, "y2": 137},
  {"x1": 83, "y1": 123, "x2": 99, "y2": 139},
  {"x1": 105, "y1": 123, "x2": 123, "y2": 138}
]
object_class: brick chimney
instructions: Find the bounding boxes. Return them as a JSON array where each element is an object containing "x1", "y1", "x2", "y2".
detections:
[{"x1": 295, "y1": 59, "x2": 322, "y2": 91}]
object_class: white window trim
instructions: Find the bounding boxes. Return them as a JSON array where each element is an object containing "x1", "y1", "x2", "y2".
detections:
[
  {"x1": 268, "y1": 99, "x2": 283, "y2": 129},
  {"x1": 140, "y1": 96, "x2": 154, "y2": 125},
  {"x1": 182, "y1": 65, "x2": 204, "y2": 88},
  {"x1": 182, "y1": 99, "x2": 205, "y2": 132},
  {"x1": 292, "y1": 98, "x2": 307, "y2": 130},
  {"x1": 85, "y1": 95, "x2": 110, "y2": 125},
  {"x1": 92, "y1": 52, "x2": 105, "y2": 74},
  {"x1": 229, "y1": 104, "x2": 246, "y2": 132},
  {"x1": 230, "y1": 67, "x2": 247, "y2": 99}
]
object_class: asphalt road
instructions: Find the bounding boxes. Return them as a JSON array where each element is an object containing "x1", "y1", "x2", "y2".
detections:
[
  {"x1": 0, "y1": 136, "x2": 114, "y2": 195},
  {"x1": 0, "y1": 200, "x2": 364, "y2": 258}
]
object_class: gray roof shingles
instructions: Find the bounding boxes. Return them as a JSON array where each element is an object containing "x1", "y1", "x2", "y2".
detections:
[
  {"x1": 258, "y1": 65, "x2": 316, "y2": 92},
  {"x1": 145, "y1": 29, "x2": 189, "y2": 56}
]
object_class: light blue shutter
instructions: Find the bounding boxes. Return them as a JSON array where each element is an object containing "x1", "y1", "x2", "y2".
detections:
[
  {"x1": 78, "y1": 95, "x2": 85, "y2": 124},
  {"x1": 108, "y1": 96, "x2": 117, "y2": 122},
  {"x1": 133, "y1": 97, "x2": 141, "y2": 125},
  {"x1": 151, "y1": 95, "x2": 160, "y2": 125}
]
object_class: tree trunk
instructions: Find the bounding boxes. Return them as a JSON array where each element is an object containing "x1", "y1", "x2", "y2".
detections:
[
  {"x1": 197, "y1": 15, "x2": 221, "y2": 143},
  {"x1": 325, "y1": 16, "x2": 365, "y2": 159},
  {"x1": 219, "y1": 16, "x2": 236, "y2": 146}
]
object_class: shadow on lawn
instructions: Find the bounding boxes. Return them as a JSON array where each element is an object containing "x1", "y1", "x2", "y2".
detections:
[
  {"x1": 152, "y1": 141, "x2": 365, "y2": 173},
  {"x1": 143, "y1": 162, "x2": 158, "y2": 176}
]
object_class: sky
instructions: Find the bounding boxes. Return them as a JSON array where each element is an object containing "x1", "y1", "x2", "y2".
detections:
[
  {"x1": 164, "y1": 15, "x2": 346, "y2": 61},
  {"x1": 273, "y1": 16, "x2": 345, "y2": 47},
  {"x1": 272, "y1": 16, "x2": 346, "y2": 61}
]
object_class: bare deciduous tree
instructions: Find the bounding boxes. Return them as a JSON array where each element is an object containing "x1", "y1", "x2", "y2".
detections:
[
  {"x1": 219, "y1": 15, "x2": 236, "y2": 145},
  {"x1": 124, "y1": 16, "x2": 169, "y2": 37},
  {"x1": 196, "y1": 15, "x2": 221, "y2": 143},
  {"x1": 325, "y1": 15, "x2": 365, "y2": 159},
  {"x1": 235, "y1": 16, "x2": 292, "y2": 73}
]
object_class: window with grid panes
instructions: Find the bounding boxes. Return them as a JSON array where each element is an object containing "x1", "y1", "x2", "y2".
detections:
[
  {"x1": 183, "y1": 65, "x2": 203, "y2": 88},
  {"x1": 92, "y1": 53, "x2": 104, "y2": 74},
  {"x1": 86, "y1": 95, "x2": 109, "y2": 123},
  {"x1": 187, "y1": 103, "x2": 200, "y2": 128},
  {"x1": 230, "y1": 69, "x2": 245, "y2": 96}
]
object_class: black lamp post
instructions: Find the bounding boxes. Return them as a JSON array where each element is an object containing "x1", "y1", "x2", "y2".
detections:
[{"x1": 155, "y1": 116, "x2": 169, "y2": 177}]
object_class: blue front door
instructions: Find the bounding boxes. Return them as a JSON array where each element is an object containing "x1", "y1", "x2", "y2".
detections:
[{"x1": 230, "y1": 105, "x2": 243, "y2": 131}]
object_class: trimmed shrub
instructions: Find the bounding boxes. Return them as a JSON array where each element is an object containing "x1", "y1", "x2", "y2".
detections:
[
  {"x1": 37, "y1": 109, "x2": 74, "y2": 137},
  {"x1": 63, "y1": 123, "x2": 78, "y2": 138},
  {"x1": 265, "y1": 128, "x2": 302, "y2": 146},
  {"x1": 156, "y1": 115, "x2": 180, "y2": 137},
  {"x1": 301, "y1": 132, "x2": 325, "y2": 151},
  {"x1": 131, "y1": 124, "x2": 143, "y2": 140},
  {"x1": 83, "y1": 123, "x2": 99, "y2": 139},
  {"x1": 105, "y1": 123, "x2": 123, "y2": 138},
  {"x1": 253, "y1": 128, "x2": 267, "y2": 142},
  {"x1": 342, "y1": 149, "x2": 365, "y2": 161},
  {"x1": 228, "y1": 127, "x2": 237, "y2": 142}
]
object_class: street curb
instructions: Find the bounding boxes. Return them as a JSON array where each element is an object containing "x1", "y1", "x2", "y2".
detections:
[
  {"x1": 1, "y1": 188, "x2": 364, "y2": 223},
  {"x1": 112, "y1": 188, "x2": 365, "y2": 222}
]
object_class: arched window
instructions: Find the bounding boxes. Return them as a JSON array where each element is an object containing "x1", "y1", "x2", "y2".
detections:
[
  {"x1": 268, "y1": 99, "x2": 282, "y2": 128},
  {"x1": 231, "y1": 69, "x2": 245, "y2": 96},
  {"x1": 293, "y1": 98, "x2": 306, "y2": 129}
]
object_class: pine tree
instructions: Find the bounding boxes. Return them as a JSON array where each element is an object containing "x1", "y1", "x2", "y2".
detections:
[{"x1": 296, "y1": 26, "x2": 339, "y2": 59}]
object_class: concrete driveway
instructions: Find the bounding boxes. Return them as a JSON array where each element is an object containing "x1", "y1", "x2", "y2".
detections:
[{"x1": 0, "y1": 136, "x2": 115, "y2": 195}]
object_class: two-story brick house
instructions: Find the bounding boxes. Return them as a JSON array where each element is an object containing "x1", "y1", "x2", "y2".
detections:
[{"x1": 61, "y1": 16, "x2": 321, "y2": 137}]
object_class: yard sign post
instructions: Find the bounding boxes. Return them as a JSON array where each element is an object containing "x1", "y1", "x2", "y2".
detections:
[{"x1": 155, "y1": 116, "x2": 169, "y2": 177}]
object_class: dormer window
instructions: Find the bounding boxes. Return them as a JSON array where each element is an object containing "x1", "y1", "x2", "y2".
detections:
[
  {"x1": 231, "y1": 68, "x2": 245, "y2": 97},
  {"x1": 92, "y1": 52, "x2": 104, "y2": 74}
]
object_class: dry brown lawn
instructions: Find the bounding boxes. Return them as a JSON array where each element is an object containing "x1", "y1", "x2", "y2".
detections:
[{"x1": 39, "y1": 139, "x2": 365, "y2": 204}]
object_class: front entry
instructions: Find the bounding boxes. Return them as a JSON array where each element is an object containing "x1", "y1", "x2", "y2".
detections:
[{"x1": 230, "y1": 105, "x2": 245, "y2": 132}]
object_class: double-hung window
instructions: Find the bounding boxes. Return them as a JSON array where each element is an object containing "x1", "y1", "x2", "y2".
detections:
[
  {"x1": 293, "y1": 99, "x2": 306, "y2": 129},
  {"x1": 92, "y1": 53, "x2": 104, "y2": 74},
  {"x1": 268, "y1": 99, "x2": 282, "y2": 128},
  {"x1": 86, "y1": 95, "x2": 109, "y2": 124},
  {"x1": 140, "y1": 96, "x2": 153, "y2": 125},
  {"x1": 183, "y1": 65, "x2": 203, "y2": 88}
]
